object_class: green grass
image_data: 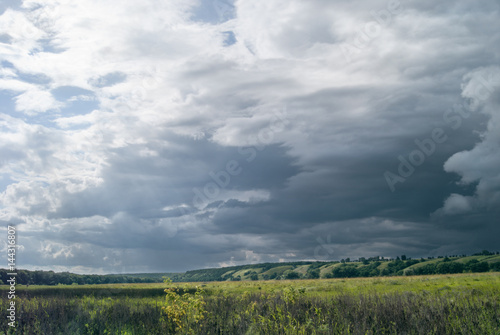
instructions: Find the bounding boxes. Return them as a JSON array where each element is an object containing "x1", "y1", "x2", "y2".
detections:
[
  {"x1": 260, "y1": 265, "x2": 293, "y2": 277},
  {"x1": 319, "y1": 263, "x2": 340, "y2": 276},
  {"x1": 6, "y1": 272, "x2": 497, "y2": 298},
  {"x1": 1, "y1": 272, "x2": 498, "y2": 334},
  {"x1": 185, "y1": 272, "x2": 499, "y2": 296}
]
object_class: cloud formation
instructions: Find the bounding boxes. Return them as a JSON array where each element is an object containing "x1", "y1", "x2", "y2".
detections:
[{"x1": 0, "y1": 0, "x2": 499, "y2": 273}]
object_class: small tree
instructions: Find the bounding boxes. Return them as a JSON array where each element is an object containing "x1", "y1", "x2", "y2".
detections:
[
  {"x1": 162, "y1": 278, "x2": 207, "y2": 334},
  {"x1": 284, "y1": 271, "x2": 301, "y2": 280},
  {"x1": 307, "y1": 269, "x2": 320, "y2": 279}
]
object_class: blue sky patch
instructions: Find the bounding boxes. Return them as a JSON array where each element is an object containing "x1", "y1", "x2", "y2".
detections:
[
  {"x1": 50, "y1": 86, "x2": 99, "y2": 119},
  {"x1": 89, "y1": 72, "x2": 127, "y2": 88},
  {"x1": 39, "y1": 39, "x2": 67, "y2": 54},
  {"x1": 17, "y1": 72, "x2": 52, "y2": 85},
  {"x1": 59, "y1": 97, "x2": 99, "y2": 118},
  {"x1": 0, "y1": 91, "x2": 17, "y2": 115},
  {"x1": 0, "y1": 0, "x2": 21, "y2": 15},
  {"x1": 0, "y1": 34, "x2": 12, "y2": 44},
  {"x1": 52, "y1": 86, "x2": 95, "y2": 101},
  {"x1": 0, "y1": 173, "x2": 15, "y2": 193},
  {"x1": 190, "y1": 0, "x2": 236, "y2": 24},
  {"x1": 222, "y1": 31, "x2": 237, "y2": 46}
]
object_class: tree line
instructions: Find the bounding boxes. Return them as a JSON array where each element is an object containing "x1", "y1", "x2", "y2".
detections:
[
  {"x1": 324, "y1": 257, "x2": 499, "y2": 279},
  {"x1": 0, "y1": 269, "x2": 157, "y2": 286}
]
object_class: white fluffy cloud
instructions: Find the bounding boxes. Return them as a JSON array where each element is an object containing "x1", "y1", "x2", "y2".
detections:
[
  {"x1": 15, "y1": 87, "x2": 61, "y2": 114},
  {"x1": 442, "y1": 67, "x2": 500, "y2": 211}
]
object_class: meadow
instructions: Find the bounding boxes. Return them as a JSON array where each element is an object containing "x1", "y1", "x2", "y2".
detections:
[{"x1": 0, "y1": 272, "x2": 499, "y2": 334}]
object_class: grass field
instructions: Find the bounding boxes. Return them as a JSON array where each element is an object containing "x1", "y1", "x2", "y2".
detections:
[{"x1": 1, "y1": 272, "x2": 499, "y2": 334}]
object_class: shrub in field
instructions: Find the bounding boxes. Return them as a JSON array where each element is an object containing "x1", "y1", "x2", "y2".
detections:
[{"x1": 161, "y1": 278, "x2": 206, "y2": 334}]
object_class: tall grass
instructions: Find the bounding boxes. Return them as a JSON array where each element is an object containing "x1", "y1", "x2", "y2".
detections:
[{"x1": 0, "y1": 273, "x2": 498, "y2": 334}]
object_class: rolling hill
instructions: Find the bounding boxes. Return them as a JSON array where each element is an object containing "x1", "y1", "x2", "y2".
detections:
[{"x1": 123, "y1": 251, "x2": 500, "y2": 282}]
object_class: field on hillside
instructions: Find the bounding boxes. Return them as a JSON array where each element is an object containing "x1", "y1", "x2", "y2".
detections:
[{"x1": 1, "y1": 272, "x2": 499, "y2": 334}]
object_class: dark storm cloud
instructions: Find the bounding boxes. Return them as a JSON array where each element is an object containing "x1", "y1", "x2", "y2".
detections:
[{"x1": 1, "y1": 0, "x2": 499, "y2": 273}]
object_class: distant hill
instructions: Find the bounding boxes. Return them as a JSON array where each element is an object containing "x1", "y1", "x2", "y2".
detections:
[
  {"x1": 1, "y1": 251, "x2": 499, "y2": 285},
  {"x1": 123, "y1": 251, "x2": 500, "y2": 283}
]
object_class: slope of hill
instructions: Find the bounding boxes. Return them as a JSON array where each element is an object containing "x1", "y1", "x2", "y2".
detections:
[{"x1": 125, "y1": 251, "x2": 500, "y2": 282}]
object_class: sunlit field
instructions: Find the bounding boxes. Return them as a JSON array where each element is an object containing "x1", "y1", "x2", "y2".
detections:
[{"x1": 1, "y1": 272, "x2": 498, "y2": 334}]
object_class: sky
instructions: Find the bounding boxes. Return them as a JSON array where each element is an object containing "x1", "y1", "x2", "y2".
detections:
[{"x1": 0, "y1": 0, "x2": 499, "y2": 274}]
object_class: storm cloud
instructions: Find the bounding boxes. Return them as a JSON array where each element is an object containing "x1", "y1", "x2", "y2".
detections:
[{"x1": 0, "y1": 0, "x2": 499, "y2": 273}]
